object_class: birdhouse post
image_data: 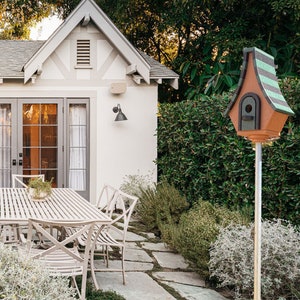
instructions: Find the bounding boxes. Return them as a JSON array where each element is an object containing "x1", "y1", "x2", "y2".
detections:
[{"x1": 224, "y1": 47, "x2": 294, "y2": 300}]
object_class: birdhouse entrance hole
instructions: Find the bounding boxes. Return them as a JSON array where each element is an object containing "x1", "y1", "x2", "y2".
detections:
[{"x1": 239, "y1": 93, "x2": 260, "y2": 131}]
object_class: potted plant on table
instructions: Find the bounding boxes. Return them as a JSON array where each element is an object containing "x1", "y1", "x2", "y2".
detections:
[{"x1": 27, "y1": 177, "x2": 53, "y2": 200}]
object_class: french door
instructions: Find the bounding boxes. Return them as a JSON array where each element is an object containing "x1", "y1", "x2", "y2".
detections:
[{"x1": 0, "y1": 98, "x2": 89, "y2": 200}]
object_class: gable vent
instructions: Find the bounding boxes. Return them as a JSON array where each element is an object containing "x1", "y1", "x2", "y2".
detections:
[{"x1": 77, "y1": 40, "x2": 90, "y2": 65}]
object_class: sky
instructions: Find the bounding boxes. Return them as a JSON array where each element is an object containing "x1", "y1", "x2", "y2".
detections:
[{"x1": 30, "y1": 15, "x2": 62, "y2": 40}]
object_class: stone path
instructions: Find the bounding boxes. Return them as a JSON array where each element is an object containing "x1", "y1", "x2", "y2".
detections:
[{"x1": 94, "y1": 228, "x2": 228, "y2": 299}]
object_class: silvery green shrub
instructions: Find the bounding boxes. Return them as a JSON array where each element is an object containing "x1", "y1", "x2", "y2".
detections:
[
  {"x1": 120, "y1": 172, "x2": 155, "y2": 198},
  {"x1": 209, "y1": 220, "x2": 300, "y2": 299},
  {"x1": 0, "y1": 243, "x2": 76, "y2": 299}
]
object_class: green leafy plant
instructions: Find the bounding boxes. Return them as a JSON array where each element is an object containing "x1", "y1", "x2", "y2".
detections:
[
  {"x1": 169, "y1": 200, "x2": 249, "y2": 277},
  {"x1": 27, "y1": 177, "x2": 53, "y2": 199},
  {"x1": 135, "y1": 181, "x2": 189, "y2": 237},
  {"x1": 209, "y1": 220, "x2": 300, "y2": 300}
]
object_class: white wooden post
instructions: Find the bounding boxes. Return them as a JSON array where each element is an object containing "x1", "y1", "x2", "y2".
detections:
[{"x1": 254, "y1": 142, "x2": 262, "y2": 300}]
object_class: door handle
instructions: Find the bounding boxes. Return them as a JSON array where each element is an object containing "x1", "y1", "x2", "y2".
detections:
[
  {"x1": 12, "y1": 159, "x2": 16, "y2": 166},
  {"x1": 18, "y1": 160, "x2": 23, "y2": 166}
]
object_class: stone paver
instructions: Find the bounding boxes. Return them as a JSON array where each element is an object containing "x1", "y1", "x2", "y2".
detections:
[
  {"x1": 164, "y1": 282, "x2": 227, "y2": 300},
  {"x1": 95, "y1": 272, "x2": 176, "y2": 300},
  {"x1": 152, "y1": 251, "x2": 189, "y2": 269},
  {"x1": 152, "y1": 271, "x2": 205, "y2": 287},
  {"x1": 94, "y1": 259, "x2": 154, "y2": 271},
  {"x1": 125, "y1": 248, "x2": 153, "y2": 262},
  {"x1": 141, "y1": 241, "x2": 171, "y2": 252}
]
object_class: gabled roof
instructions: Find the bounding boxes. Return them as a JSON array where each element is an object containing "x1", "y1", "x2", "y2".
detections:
[
  {"x1": 19, "y1": 0, "x2": 178, "y2": 87},
  {"x1": 0, "y1": 40, "x2": 178, "y2": 87},
  {"x1": 0, "y1": 41, "x2": 44, "y2": 78},
  {"x1": 225, "y1": 47, "x2": 294, "y2": 116}
]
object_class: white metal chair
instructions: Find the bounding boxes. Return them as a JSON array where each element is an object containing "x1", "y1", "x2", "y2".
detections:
[
  {"x1": 12, "y1": 174, "x2": 45, "y2": 188},
  {"x1": 26, "y1": 218, "x2": 96, "y2": 300},
  {"x1": 89, "y1": 189, "x2": 138, "y2": 289},
  {"x1": 96, "y1": 184, "x2": 119, "y2": 212}
]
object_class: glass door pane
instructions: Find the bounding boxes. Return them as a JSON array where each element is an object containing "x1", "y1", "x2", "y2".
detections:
[
  {"x1": 22, "y1": 103, "x2": 58, "y2": 187},
  {"x1": 68, "y1": 104, "x2": 87, "y2": 191},
  {"x1": 0, "y1": 104, "x2": 11, "y2": 187}
]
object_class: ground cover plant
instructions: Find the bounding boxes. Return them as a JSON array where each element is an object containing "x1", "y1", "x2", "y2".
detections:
[
  {"x1": 209, "y1": 220, "x2": 300, "y2": 300},
  {"x1": 0, "y1": 242, "x2": 126, "y2": 300}
]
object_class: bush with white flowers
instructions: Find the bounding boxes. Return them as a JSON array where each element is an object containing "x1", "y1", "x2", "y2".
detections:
[
  {"x1": 209, "y1": 220, "x2": 300, "y2": 299},
  {"x1": 0, "y1": 243, "x2": 77, "y2": 299}
]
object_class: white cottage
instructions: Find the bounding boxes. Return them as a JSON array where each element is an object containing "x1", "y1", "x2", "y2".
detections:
[{"x1": 0, "y1": 0, "x2": 178, "y2": 202}]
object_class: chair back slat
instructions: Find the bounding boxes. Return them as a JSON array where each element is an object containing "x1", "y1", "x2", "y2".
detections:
[{"x1": 12, "y1": 174, "x2": 45, "y2": 188}]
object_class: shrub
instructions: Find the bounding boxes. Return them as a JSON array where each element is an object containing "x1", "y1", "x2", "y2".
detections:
[
  {"x1": 209, "y1": 220, "x2": 300, "y2": 300},
  {"x1": 0, "y1": 243, "x2": 76, "y2": 299},
  {"x1": 135, "y1": 181, "x2": 189, "y2": 237},
  {"x1": 170, "y1": 200, "x2": 249, "y2": 278}
]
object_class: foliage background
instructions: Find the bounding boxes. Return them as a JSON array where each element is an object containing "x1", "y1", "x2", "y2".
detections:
[
  {"x1": 1, "y1": 0, "x2": 299, "y2": 101},
  {"x1": 157, "y1": 78, "x2": 300, "y2": 225}
]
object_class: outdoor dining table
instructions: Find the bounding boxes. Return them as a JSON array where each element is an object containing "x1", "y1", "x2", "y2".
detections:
[{"x1": 0, "y1": 188, "x2": 111, "y2": 225}]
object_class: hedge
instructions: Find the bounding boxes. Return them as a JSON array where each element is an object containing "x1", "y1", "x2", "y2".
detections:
[{"x1": 157, "y1": 78, "x2": 300, "y2": 225}]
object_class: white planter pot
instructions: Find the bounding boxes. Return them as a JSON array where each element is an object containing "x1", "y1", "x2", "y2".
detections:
[{"x1": 28, "y1": 188, "x2": 49, "y2": 201}]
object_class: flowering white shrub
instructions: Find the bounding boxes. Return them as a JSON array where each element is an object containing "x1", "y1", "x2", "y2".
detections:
[
  {"x1": 209, "y1": 220, "x2": 300, "y2": 300},
  {"x1": 0, "y1": 243, "x2": 77, "y2": 299}
]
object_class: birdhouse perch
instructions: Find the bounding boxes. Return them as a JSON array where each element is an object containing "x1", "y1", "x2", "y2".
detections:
[{"x1": 224, "y1": 47, "x2": 294, "y2": 142}]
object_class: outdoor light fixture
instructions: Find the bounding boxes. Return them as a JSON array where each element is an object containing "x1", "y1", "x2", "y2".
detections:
[{"x1": 112, "y1": 104, "x2": 128, "y2": 121}]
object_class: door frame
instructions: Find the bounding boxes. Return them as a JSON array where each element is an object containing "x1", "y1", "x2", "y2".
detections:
[{"x1": 16, "y1": 98, "x2": 64, "y2": 187}]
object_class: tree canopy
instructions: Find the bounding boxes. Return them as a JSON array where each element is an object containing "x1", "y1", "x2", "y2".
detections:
[{"x1": 0, "y1": 0, "x2": 54, "y2": 39}]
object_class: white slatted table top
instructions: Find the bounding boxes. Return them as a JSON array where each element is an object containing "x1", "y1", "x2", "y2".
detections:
[{"x1": 0, "y1": 188, "x2": 111, "y2": 225}]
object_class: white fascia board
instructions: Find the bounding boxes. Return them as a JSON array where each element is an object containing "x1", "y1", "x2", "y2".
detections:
[
  {"x1": 88, "y1": 1, "x2": 150, "y2": 83},
  {"x1": 23, "y1": 15, "x2": 83, "y2": 83},
  {"x1": 24, "y1": 0, "x2": 150, "y2": 84}
]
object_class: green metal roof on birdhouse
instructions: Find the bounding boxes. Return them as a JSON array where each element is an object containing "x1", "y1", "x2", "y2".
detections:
[{"x1": 225, "y1": 47, "x2": 294, "y2": 116}]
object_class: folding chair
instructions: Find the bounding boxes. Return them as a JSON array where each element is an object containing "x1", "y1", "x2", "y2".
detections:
[
  {"x1": 26, "y1": 218, "x2": 96, "y2": 300},
  {"x1": 89, "y1": 189, "x2": 138, "y2": 289}
]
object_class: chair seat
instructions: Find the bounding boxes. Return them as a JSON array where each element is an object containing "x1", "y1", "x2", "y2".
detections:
[
  {"x1": 29, "y1": 247, "x2": 83, "y2": 276},
  {"x1": 96, "y1": 230, "x2": 123, "y2": 247}
]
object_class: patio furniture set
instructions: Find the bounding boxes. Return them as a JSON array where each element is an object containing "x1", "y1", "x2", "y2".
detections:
[{"x1": 0, "y1": 175, "x2": 138, "y2": 300}]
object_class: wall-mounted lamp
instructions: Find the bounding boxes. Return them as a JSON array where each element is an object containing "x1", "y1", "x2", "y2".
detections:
[{"x1": 112, "y1": 104, "x2": 128, "y2": 121}]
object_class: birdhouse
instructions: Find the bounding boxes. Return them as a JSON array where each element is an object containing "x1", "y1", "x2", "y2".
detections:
[{"x1": 224, "y1": 47, "x2": 294, "y2": 142}]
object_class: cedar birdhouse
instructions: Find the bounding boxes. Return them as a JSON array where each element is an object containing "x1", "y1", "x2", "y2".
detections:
[{"x1": 224, "y1": 47, "x2": 294, "y2": 142}]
